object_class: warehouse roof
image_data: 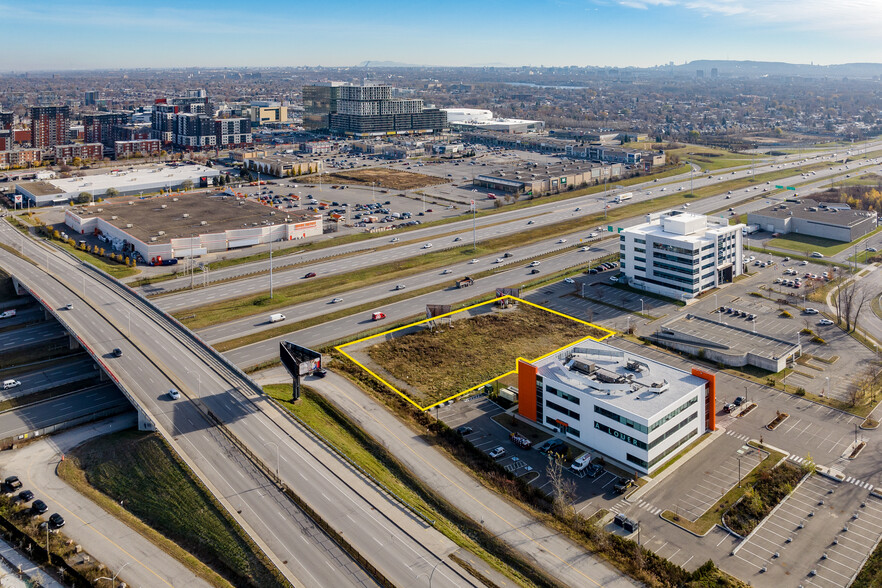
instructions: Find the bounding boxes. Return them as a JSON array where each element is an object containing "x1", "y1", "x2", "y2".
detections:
[
  {"x1": 750, "y1": 198, "x2": 876, "y2": 228},
  {"x1": 67, "y1": 192, "x2": 320, "y2": 243}
]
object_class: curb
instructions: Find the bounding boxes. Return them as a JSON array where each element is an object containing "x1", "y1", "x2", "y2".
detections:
[{"x1": 731, "y1": 472, "x2": 811, "y2": 556}]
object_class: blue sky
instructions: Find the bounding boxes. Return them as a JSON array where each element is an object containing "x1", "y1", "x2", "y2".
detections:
[{"x1": 4, "y1": 0, "x2": 881, "y2": 70}]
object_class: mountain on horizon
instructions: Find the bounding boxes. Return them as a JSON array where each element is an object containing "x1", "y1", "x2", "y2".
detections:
[{"x1": 679, "y1": 59, "x2": 882, "y2": 78}]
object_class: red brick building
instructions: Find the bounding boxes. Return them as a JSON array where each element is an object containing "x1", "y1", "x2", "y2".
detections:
[
  {"x1": 54, "y1": 143, "x2": 103, "y2": 162},
  {"x1": 30, "y1": 106, "x2": 70, "y2": 149},
  {"x1": 0, "y1": 149, "x2": 43, "y2": 168},
  {"x1": 114, "y1": 139, "x2": 161, "y2": 159}
]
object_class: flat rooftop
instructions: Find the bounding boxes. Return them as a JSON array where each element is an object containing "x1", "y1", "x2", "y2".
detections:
[
  {"x1": 751, "y1": 198, "x2": 876, "y2": 227},
  {"x1": 20, "y1": 164, "x2": 218, "y2": 196},
  {"x1": 478, "y1": 160, "x2": 606, "y2": 182},
  {"x1": 652, "y1": 314, "x2": 799, "y2": 363},
  {"x1": 532, "y1": 339, "x2": 704, "y2": 420},
  {"x1": 69, "y1": 192, "x2": 319, "y2": 243}
]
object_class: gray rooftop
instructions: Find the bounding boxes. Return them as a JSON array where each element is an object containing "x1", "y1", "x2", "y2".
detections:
[
  {"x1": 751, "y1": 198, "x2": 875, "y2": 228},
  {"x1": 533, "y1": 339, "x2": 705, "y2": 421}
]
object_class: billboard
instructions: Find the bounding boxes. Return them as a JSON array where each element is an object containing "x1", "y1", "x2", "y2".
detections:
[{"x1": 280, "y1": 341, "x2": 323, "y2": 401}]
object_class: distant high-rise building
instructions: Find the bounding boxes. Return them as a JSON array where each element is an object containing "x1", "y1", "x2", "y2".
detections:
[
  {"x1": 84, "y1": 91, "x2": 99, "y2": 106},
  {"x1": 696, "y1": 70, "x2": 705, "y2": 78},
  {"x1": 314, "y1": 83, "x2": 446, "y2": 137},
  {"x1": 215, "y1": 117, "x2": 252, "y2": 148},
  {"x1": 0, "y1": 130, "x2": 12, "y2": 151},
  {"x1": 83, "y1": 112, "x2": 130, "y2": 149},
  {"x1": 151, "y1": 102, "x2": 179, "y2": 144},
  {"x1": 174, "y1": 113, "x2": 216, "y2": 149},
  {"x1": 711, "y1": 68, "x2": 719, "y2": 78},
  {"x1": 30, "y1": 105, "x2": 70, "y2": 149},
  {"x1": 302, "y1": 82, "x2": 345, "y2": 131},
  {"x1": 186, "y1": 89, "x2": 207, "y2": 99},
  {"x1": 0, "y1": 111, "x2": 13, "y2": 130}
]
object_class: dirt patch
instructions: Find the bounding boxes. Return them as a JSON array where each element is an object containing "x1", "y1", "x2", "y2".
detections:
[
  {"x1": 322, "y1": 168, "x2": 448, "y2": 190},
  {"x1": 365, "y1": 303, "x2": 604, "y2": 407}
]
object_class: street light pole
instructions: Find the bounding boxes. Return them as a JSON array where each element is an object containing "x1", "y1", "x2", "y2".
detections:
[
  {"x1": 471, "y1": 200, "x2": 477, "y2": 252},
  {"x1": 96, "y1": 562, "x2": 130, "y2": 588},
  {"x1": 269, "y1": 237, "x2": 274, "y2": 299}
]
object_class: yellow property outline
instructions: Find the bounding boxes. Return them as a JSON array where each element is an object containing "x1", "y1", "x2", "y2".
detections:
[{"x1": 335, "y1": 295, "x2": 615, "y2": 411}]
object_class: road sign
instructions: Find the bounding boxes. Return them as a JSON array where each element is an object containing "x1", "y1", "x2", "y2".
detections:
[
  {"x1": 608, "y1": 225, "x2": 613, "y2": 232},
  {"x1": 774, "y1": 185, "x2": 797, "y2": 190}
]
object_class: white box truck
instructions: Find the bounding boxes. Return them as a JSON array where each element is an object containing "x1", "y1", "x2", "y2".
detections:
[
  {"x1": 570, "y1": 454, "x2": 592, "y2": 476},
  {"x1": 0, "y1": 310, "x2": 16, "y2": 319},
  {"x1": 615, "y1": 192, "x2": 632, "y2": 203},
  {"x1": 269, "y1": 313, "x2": 286, "y2": 323}
]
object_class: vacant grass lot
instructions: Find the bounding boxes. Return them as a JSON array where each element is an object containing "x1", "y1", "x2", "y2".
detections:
[
  {"x1": 65, "y1": 430, "x2": 288, "y2": 588},
  {"x1": 623, "y1": 142, "x2": 761, "y2": 171},
  {"x1": 321, "y1": 168, "x2": 447, "y2": 190},
  {"x1": 365, "y1": 303, "x2": 603, "y2": 406},
  {"x1": 767, "y1": 226, "x2": 882, "y2": 256}
]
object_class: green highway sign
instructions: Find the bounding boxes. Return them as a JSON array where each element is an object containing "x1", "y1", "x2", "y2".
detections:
[
  {"x1": 608, "y1": 225, "x2": 613, "y2": 232},
  {"x1": 774, "y1": 185, "x2": 797, "y2": 190}
]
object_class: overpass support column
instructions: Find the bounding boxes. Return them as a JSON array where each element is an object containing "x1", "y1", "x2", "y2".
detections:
[
  {"x1": 68, "y1": 334, "x2": 80, "y2": 350},
  {"x1": 137, "y1": 411, "x2": 156, "y2": 432}
]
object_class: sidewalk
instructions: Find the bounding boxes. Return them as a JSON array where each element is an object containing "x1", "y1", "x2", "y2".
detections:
[{"x1": 0, "y1": 537, "x2": 63, "y2": 588}]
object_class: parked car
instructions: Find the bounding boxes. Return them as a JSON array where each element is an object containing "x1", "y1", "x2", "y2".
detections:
[
  {"x1": 488, "y1": 447, "x2": 506, "y2": 459},
  {"x1": 18, "y1": 490, "x2": 33, "y2": 503},
  {"x1": 48, "y1": 513, "x2": 65, "y2": 528},
  {"x1": 734, "y1": 396, "x2": 746, "y2": 406},
  {"x1": 724, "y1": 403, "x2": 736, "y2": 413},
  {"x1": 31, "y1": 500, "x2": 48, "y2": 515},
  {"x1": 4, "y1": 476, "x2": 22, "y2": 492},
  {"x1": 819, "y1": 318, "x2": 834, "y2": 326},
  {"x1": 614, "y1": 479, "x2": 635, "y2": 494},
  {"x1": 456, "y1": 426, "x2": 473, "y2": 436},
  {"x1": 804, "y1": 308, "x2": 819, "y2": 315}
]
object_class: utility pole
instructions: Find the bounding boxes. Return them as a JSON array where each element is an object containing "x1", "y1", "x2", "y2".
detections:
[
  {"x1": 269, "y1": 236, "x2": 274, "y2": 298},
  {"x1": 471, "y1": 199, "x2": 477, "y2": 252}
]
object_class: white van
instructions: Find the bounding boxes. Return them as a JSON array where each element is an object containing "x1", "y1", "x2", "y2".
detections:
[
  {"x1": 570, "y1": 454, "x2": 592, "y2": 474},
  {"x1": 269, "y1": 313, "x2": 286, "y2": 323},
  {"x1": 2, "y1": 379, "x2": 21, "y2": 390}
]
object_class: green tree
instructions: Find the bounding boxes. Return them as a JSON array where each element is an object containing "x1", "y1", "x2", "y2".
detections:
[
  {"x1": 105, "y1": 187, "x2": 119, "y2": 198},
  {"x1": 181, "y1": 180, "x2": 194, "y2": 191},
  {"x1": 77, "y1": 192, "x2": 93, "y2": 204}
]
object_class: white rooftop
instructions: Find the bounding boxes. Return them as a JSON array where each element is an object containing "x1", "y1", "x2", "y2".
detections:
[
  {"x1": 533, "y1": 339, "x2": 705, "y2": 421},
  {"x1": 41, "y1": 164, "x2": 219, "y2": 195},
  {"x1": 628, "y1": 211, "x2": 741, "y2": 243}
]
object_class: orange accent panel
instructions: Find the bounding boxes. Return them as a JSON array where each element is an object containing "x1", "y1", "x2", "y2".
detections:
[
  {"x1": 518, "y1": 360, "x2": 538, "y2": 422},
  {"x1": 691, "y1": 368, "x2": 716, "y2": 431}
]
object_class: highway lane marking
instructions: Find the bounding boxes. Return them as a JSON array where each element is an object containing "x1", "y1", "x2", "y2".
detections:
[{"x1": 321, "y1": 377, "x2": 609, "y2": 588}]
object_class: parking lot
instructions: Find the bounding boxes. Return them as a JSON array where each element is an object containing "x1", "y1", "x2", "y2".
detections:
[
  {"x1": 675, "y1": 444, "x2": 764, "y2": 522},
  {"x1": 728, "y1": 474, "x2": 882, "y2": 587}
]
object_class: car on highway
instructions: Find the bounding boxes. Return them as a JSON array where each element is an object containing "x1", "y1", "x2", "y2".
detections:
[
  {"x1": 372, "y1": 312, "x2": 386, "y2": 321},
  {"x1": 868, "y1": 247, "x2": 878, "y2": 252},
  {"x1": 31, "y1": 500, "x2": 48, "y2": 515},
  {"x1": 469, "y1": 259, "x2": 480, "y2": 264},
  {"x1": 453, "y1": 237, "x2": 461, "y2": 242},
  {"x1": 112, "y1": 348, "x2": 123, "y2": 357},
  {"x1": 422, "y1": 243, "x2": 433, "y2": 249},
  {"x1": 819, "y1": 318, "x2": 834, "y2": 326},
  {"x1": 303, "y1": 272, "x2": 317, "y2": 279},
  {"x1": 18, "y1": 490, "x2": 33, "y2": 503},
  {"x1": 574, "y1": 207, "x2": 581, "y2": 212},
  {"x1": 564, "y1": 278, "x2": 575, "y2": 284},
  {"x1": 503, "y1": 252, "x2": 513, "y2": 258},
  {"x1": 331, "y1": 298, "x2": 343, "y2": 304},
  {"x1": 168, "y1": 388, "x2": 181, "y2": 400},
  {"x1": 441, "y1": 269, "x2": 452, "y2": 274},
  {"x1": 528, "y1": 261, "x2": 541, "y2": 267},
  {"x1": 557, "y1": 239, "x2": 567, "y2": 244},
  {"x1": 526, "y1": 220, "x2": 535, "y2": 225},
  {"x1": 64, "y1": 303, "x2": 73, "y2": 310},
  {"x1": 394, "y1": 284, "x2": 406, "y2": 290},
  {"x1": 494, "y1": 258, "x2": 504, "y2": 263},
  {"x1": 530, "y1": 268, "x2": 540, "y2": 274},
  {"x1": 488, "y1": 447, "x2": 506, "y2": 459},
  {"x1": 390, "y1": 237, "x2": 400, "y2": 243},
  {"x1": 579, "y1": 246, "x2": 589, "y2": 252}
]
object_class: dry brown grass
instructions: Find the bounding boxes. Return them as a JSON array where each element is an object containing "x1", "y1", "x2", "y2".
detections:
[
  {"x1": 365, "y1": 304, "x2": 604, "y2": 405},
  {"x1": 323, "y1": 168, "x2": 448, "y2": 190}
]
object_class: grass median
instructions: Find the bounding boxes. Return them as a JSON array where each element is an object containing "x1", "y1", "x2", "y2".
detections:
[
  {"x1": 266, "y1": 384, "x2": 548, "y2": 588},
  {"x1": 59, "y1": 430, "x2": 289, "y2": 588}
]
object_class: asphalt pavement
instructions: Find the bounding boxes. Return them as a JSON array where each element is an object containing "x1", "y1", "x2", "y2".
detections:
[
  {"x1": 0, "y1": 321, "x2": 67, "y2": 352},
  {"x1": 0, "y1": 414, "x2": 214, "y2": 588}
]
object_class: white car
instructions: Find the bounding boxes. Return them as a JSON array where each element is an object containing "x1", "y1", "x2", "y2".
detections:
[
  {"x1": 469, "y1": 259, "x2": 480, "y2": 264},
  {"x1": 589, "y1": 232, "x2": 598, "y2": 238},
  {"x1": 422, "y1": 243, "x2": 433, "y2": 249},
  {"x1": 579, "y1": 246, "x2": 589, "y2": 252},
  {"x1": 488, "y1": 447, "x2": 506, "y2": 459},
  {"x1": 331, "y1": 297, "x2": 343, "y2": 303},
  {"x1": 391, "y1": 237, "x2": 400, "y2": 243},
  {"x1": 529, "y1": 261, "x2": 541, "y2": 267},
  {"x1": 168, "y1": 388, "x2": 181, "y2": 400},
  {"x1": 819, "y1": 318, "x2": 834, "y2": 326},
  {"x1": 557, "y1": 239, "x2": 567, "y2": 244},
  {"x1": 609, "y1": 276, "x2": 619, "y2": 283},
  {"x1": 494, "y1": 258, "x2": 504, "y2": 264},
  {"x1": 800, "y1": 260, "x2": 809, "y2": 266},
  {"x1": 804, "y1": 308, "x2": 819, "y2": 315},
  {"x1": 394, "y1": 284, "x2": 406, "y2": 290},
  {"x1": 441, "y1": 269, "x2": 452, "y2": 275},
  {"x1": 564, "y1": 278, "x2": 575, "y2": 284}
]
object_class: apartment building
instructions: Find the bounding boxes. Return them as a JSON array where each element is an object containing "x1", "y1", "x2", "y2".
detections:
[
  {"x1": 0, "y1": 149, "x2": 42, "y2": 169},
  {"x1": 83, "y1": 112, "x2": 130, "y2": 149},
  {"x1": 114, "y1": 139, "x2": 161, "y2": 159},
  {"x1": 620, "y1": 211, "x2": 744, "y2": 300},
  {"x1": 54, "y1": 143, "x2": 104, "y2": 162},
  {"x1": 30, "y1": 106, "x2": 70, "y2": 149},
  {"x1": 215, "y1": 118, "x2": 252, "y2": 149},
  {"x1": 302, "y1": 82, "x2": 345, "y2": 131},
  {"x1": 174, "y1": 114, "x2": 216, "y2": 149}
]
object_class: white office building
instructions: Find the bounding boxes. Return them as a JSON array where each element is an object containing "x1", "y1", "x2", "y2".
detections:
[
  {"x1": 517, "y1": 340, "x2": 714, "y2": 475},
  {"x1": 620, "y1": 211, "x2": 744, "y2": 300}
]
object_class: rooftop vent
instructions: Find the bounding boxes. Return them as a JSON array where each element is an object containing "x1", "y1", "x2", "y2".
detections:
[
  {"x1": 157, "y1": 231, "x2": 165, "y2": 236},
  {"x1": 160, "y1": 204, "x2": 167, "y2": 209},
  {"x1": 570, "y1": 359, "x2": 596, "y2": 376},
  {"x1": 125, "y1": 223, "x2": 133, "y2": 228},
  {"x1": 200, "y1": 220, "x2": 207, "y2": 226},
  {"x1": 172, "y1": 197, "x2": 179, "y2": 202},
  {"x1": 127, "y1": 201, "x2": 134, "y2": 205},
  {"x1": 150, "y1": 236, "x2": 157, "y2": 242},
  {"x1": 625, "y1": 360, "x2": 645, "y2": 373},
  {"x1": 96, "y1": 208, "x2": 103, "y2": 213},
  {"x1": 110, "y1": 216, "x2": 118, "y2": 220},
  {"x1": 182, "y1": 213, "x2": 189, "y2": 218}
]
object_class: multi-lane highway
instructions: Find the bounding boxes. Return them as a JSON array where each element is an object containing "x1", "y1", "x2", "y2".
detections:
[
  {"x1": 0, "y1": 321, "x2": 67, "y2": 352},
  {"x1": 0, "y1": 356, "x2": 98, "y2": 401},
  {"x1": 0, "y1": 384, "x2": 129, "y2": 439},
  {"x1": 0, "y1": 224, "x2": 487, "y2": 588}
]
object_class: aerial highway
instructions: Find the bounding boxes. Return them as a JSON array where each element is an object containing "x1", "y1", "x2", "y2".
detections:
[
  {"x1": 0, "y1": 321, "x2": 67, "y2": 352},
  {"x1": 0, "y1": 222, "x2": 485, "y2": 588},
  {"x1": 149, "y1": 147, "x2": 882, "y2": 315}
]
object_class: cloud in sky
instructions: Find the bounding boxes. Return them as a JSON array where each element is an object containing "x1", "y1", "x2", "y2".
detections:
[{"x1": 618, "y1": 0, "x2": 882, "y2": 33}]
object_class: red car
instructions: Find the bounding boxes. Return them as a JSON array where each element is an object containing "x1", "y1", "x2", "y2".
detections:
[
  {"x1": 372, "y1": 312, "x2": 386, "y2": 321},
  {"x1": 304, "y1": 272, "x2": 317, "y2": 278}
]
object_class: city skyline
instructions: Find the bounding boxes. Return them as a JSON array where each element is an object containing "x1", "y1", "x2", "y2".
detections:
[{"x1": 5, "y1": 0, "x2": 882, "y2": 71}]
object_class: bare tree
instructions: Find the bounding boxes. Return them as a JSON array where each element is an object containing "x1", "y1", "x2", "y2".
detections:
[
  {"x1": 837, "y1": 280, "x2": 869, "y2": 332},
  {"x1": 547, "y1": 454, "x2": 577, "y2": 522}
]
